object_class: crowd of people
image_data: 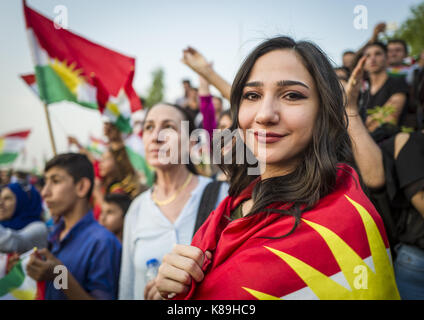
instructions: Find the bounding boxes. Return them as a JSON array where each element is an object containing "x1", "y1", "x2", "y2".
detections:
[{"x1": 0, "y1": 21, "x2": 423, "y2": 300}]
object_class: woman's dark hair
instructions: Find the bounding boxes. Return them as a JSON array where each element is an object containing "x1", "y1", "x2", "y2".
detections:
[
  {"x1": 219, "y1": 36, "x2": 353, "y2": 237},
  {"x1": 143, "y1": 103, "x2": 198, "y2": 176}
]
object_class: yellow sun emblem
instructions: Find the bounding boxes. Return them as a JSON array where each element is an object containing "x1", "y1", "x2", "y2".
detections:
[
  {"x1": 49, "y1": 59, "x2": 84, "y2": 95},
  {"x1": 242, "y1": 195, "x2": 400, "y2": 300}
]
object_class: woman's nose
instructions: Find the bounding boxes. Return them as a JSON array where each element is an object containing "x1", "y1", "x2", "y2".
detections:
[{"x1": 254, "y1": 96, "x2": 279, "y2": 125}]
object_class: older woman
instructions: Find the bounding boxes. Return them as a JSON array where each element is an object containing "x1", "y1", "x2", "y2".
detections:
[
  {"x1": 0, "y1": 183, "x2": 47, "y2": 254},
  {"x1": 156, "y1": 36, "x2": 400, "y2": 300},
  {"x1": 118, "y1": 103, "x2": 228, "y2": 300}
]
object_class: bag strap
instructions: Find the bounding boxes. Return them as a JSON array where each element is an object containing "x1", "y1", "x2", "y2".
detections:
[{"x1": 193, "y1": 180, "x2": 224, "y2": 237}]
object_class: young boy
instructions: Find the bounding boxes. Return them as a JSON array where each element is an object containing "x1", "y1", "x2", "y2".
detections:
[
  {"x1": 26, "y1": 153, "x2": 121, "y2": 300},
  {"x1": 99, "y1": 193, "x2": 131, "y2": 243}
]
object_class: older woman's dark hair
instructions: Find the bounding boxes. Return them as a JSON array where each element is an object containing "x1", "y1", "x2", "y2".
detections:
[{"x1": 220, "y1": 36, "x2": 353, "y2": 237}]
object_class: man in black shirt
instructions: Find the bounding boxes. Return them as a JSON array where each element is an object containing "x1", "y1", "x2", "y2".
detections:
[{"x1": 359, "y1": 42, "x2": 408, "y2": 142}]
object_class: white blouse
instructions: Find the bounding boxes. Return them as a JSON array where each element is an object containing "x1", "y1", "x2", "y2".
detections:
[{"x1": 118, "y1": 176, "x2": 228, "y2": 300}]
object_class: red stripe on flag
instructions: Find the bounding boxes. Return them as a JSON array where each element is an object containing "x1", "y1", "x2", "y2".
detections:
[
  {"x1": 20, "y1": 73, "x2": 36, "y2": 86},
  {"x1": 2, "y1": 130, "x2": 31, "y2": 139}
]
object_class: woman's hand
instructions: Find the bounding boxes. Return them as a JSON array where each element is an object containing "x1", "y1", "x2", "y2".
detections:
[
  {"x1": 156, "y1": 244, "x2": 212, "y2": 299},
  {"x1": 144, "y1": 279, "x2": 164, "y2": 300},
  {"x1": 345, "y1": 55, "x2": 367, "y2": 116}
]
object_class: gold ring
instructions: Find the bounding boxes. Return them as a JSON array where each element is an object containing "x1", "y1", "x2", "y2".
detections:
[{"x1": 352, "y1": 79, "x2": 357, "y2": 86}]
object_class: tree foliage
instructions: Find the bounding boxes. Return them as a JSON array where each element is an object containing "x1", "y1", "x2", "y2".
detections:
[
  {"x1": 144, "y1": 68, "x2": 165, "y2": 109},
  {"x1": 394, "y1": 2, "x2": 424, "y2": 57}
]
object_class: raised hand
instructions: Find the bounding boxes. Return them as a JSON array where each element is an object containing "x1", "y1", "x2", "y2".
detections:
[
  {"x1": 181, "y1": 47, "x2": 211, "y2": 76},
  {"x1": 345, "y1": 55, "x2": 367, "y2": 115}
]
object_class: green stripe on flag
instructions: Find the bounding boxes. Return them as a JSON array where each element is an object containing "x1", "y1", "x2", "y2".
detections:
[
  {"x1": 35, "y1": 65, "x2": 97, "y2": 110},
  {"x1": 36, "y1": 65, "x2": 76, "y2": 104},
  {"x1": 115, "y1": 115, "x2": 133, "y2": 134},
  {"x1": 125, "y1": 146, "x2": 154, "y2": 187},
  {"x1": 0, "y1": 153, "x2": 19, "y2": 165},
  {"x1": 0, "y1": 261, "x2": 25, "y2": 297}
]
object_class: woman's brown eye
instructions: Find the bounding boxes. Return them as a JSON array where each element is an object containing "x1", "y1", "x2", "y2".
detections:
[
  {"x1": 242, "y1": 92, "x2": 260, "y2": 101},
  {"x1": 285, "y1": 92, "x2": 306, "y2": 100}
]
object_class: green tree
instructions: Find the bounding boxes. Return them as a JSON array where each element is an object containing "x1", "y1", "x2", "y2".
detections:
[
  {"x1": 394, "y1": 2, "x2": 424, "y2": 57},
  {"x1": 144, "y1": 68, "x2": 165, "y2": 109}
]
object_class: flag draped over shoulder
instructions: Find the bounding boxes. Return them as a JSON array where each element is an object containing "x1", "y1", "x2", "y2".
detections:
[
  {"x1": 23, "y1": 1, "x2": 142, "y2": 133},
  {"x1": 0, "y1": 130, "x2": 31, "y2": 165},
  {"x1": 182, "y1": 164, "x2": 400, "y2": 300}
]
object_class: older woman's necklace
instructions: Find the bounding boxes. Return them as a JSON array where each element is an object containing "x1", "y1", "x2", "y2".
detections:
[{"x1": 152, "y1": 173, "x2": 193, "y2": 206}]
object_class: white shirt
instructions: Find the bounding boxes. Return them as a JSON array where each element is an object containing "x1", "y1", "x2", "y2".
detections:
[{"x1": 118, "y1": 176, "x2": 228, "y2": 300}]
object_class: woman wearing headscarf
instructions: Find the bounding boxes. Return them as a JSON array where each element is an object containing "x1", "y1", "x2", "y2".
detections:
[{"x1": 0, "y1": 183, "x2": 48, "y2": 254}]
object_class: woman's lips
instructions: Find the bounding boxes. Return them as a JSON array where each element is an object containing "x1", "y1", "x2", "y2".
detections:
[{"x1": 254, "y1": 131, "x2": 287, "y2": 143}]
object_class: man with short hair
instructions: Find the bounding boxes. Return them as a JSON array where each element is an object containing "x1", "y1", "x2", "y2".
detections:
[
  {"x1": 359, "y1": 42, "x2": 409, "y2": 142},
  {"x1": 387, "y1": 39, "x2": 408, "y2": 67},
  {"x1": 26, "y1": 153, "x2": 121, "y2": 300},
  {"x1": 387, "y1": 39, "x2": 414, "y2": 80}
]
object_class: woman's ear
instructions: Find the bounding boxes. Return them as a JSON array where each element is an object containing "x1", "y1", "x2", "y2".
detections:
[{"x1": 75, "y1": 177, "x2": 92, "y2": 199}]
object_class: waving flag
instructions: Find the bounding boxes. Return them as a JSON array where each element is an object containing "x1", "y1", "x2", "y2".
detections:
[
  {"x1": 86, "y1": 136, "x2": 107, "y2": 159},
  {"x1": 0, "y1": 130, "x2": 31, "y2": 165},
  {"x1": 125, "y1": 134, "x2": 154, "y2": 187},
  {"x1": 23, "y1": 1, "x2": 142, "y2": 133},
  {"x1": 183, "y1": 165, "x2": 400, "y2": 300},
  {"x1": 0, "y1": 250, "x2": 38, "y2": 300},
  {"x1": 20, "y1": 73, "x2": 39, "y2": 96}
]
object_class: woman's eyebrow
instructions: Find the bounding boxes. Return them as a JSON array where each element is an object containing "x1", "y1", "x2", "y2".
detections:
[
  {"x1": 276, "y1": 80, "x2": 309, "y2": 89},
  {"x1": 244, "y1": 80, "x2": 309, "y2": 89},
  {"x1": 244, "y1": 81, "x2": 263, "y2": 87}
]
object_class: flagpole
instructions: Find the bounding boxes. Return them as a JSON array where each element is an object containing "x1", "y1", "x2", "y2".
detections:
[{"x1": 43, "y1": 102, "x2": 57, "y2": 156}]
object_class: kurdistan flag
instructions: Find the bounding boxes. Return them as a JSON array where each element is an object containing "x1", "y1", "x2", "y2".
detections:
[
  {"x1": 125, "y1": 134, "x2": 154, "y2": 187},
  {"x1": 86, "y1": 136, "x2": 107, "y2": 159},
  {"x1": 23, "y1": 1, "x2": 142, "y2": 133},
  {"x1": 0, "y1": 251, "x2": 38, "y2": 300},
  {"x1": 20, "y1": 73, "x2": 39, "y2": 96},
  {"x1": 0, "y1": 130, "x2": 31, "y2": 165}
]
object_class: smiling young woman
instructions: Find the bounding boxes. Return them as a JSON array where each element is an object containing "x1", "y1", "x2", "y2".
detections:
[{"x1": 155, "y1": 36, "x2": 400, "y2": 300}]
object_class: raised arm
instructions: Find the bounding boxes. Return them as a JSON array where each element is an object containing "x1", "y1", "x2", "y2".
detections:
[
  {"x1": 198, "y1": 75, "x2": 217, "y2": 141},
  {"x1": 345, "y1": 56, "x2": 385, "y2": 189},
  {"x1": 351, "y1": 22, "x2": 386, "y2": 69},
  {"x1": 181, "y1": 47, "x2": 231, "y2": 101},
  {"x1": 68, "y1": 136, "x2": 95, "y2": 163}
]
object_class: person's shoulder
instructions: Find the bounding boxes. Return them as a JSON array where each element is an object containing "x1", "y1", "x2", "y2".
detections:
[
  {"x1": 125, "y1": 188, "x2": 152, "y2": 218},
  {"x1": 196, "y1": 175, "x2": 213, "y2": 189}
]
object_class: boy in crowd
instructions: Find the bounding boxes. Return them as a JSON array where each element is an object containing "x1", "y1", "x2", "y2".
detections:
[
  {"x1": 26, "y1": 153, "x2": 122, "y2": 300},
  {"x1": 99, "y1": 193, "x2": 131, "y2": 243}
]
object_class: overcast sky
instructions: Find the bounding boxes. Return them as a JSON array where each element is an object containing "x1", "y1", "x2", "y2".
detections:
[{"x1": 0, "y1": 0, "x2": 421, "y2": 172}]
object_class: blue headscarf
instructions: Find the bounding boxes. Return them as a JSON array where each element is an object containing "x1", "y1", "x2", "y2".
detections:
[{"x1": 0, "y1": 183, "x2": 43, "y2": 230}]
